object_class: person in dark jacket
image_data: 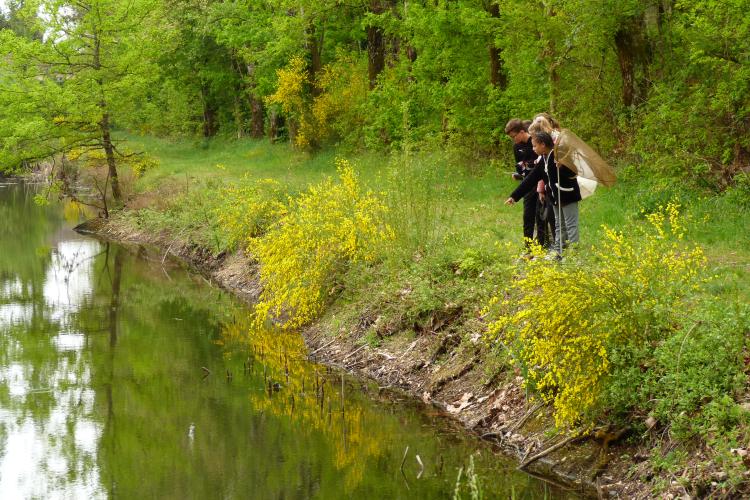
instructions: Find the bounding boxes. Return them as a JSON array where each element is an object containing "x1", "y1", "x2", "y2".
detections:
[
  {"x1": 505, "y1": 118, "x2": 549, "y2": 249},
  {"x1": 505, "y1": 131, "x2": 581, "y2": 254}
]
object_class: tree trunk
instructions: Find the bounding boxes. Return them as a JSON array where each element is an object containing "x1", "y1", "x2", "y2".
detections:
[
  {"x1": 614, "y1": 14, "x2": 654, "y2": 108},
  {"x1": 250, "y1": 96, "x2": 265, "y2": 138},
  {"x1": 541, "y1": 4, "x2": 560, "y2": 114},
  {"x1": 230, "y1": 58, "x2": 246, "y2": 139},
  {"x1": 486, "y1": 2, "x2": 507, "y2": 90},
  {"x1": 614, "y1": 29, "x2": 636, "y2": 107},
  {"x1": 233, "y1": 95, "x2": 245, "y2": 139},
  {"x1": 100, "y1": 112, "x2": 121, "y2": 202},
  {"x1": 488, "y1": 45, "x2": 507, "y2": 90},
  {"x1": 306, "y1": 23, "x2": 324, "y2": 97},
  {"x1": 367, "y1": 0, "x2": 387, "y2": 89},
  {"x1": 388, "y1": 37, "x2": 400, "y2": 67},
  {"x1": 92, "y1": 29, "x2": 120, "y2": 203},
  {"x1": 201, "y1": 86, "x2": 218, "y2": 137},
  {"x1": 268, "y1": 109, "x2": 282, "y2": 143},
  {"x1": 548, "y1": 53, "x2": 560, "y2": 115},
  {"x1": 406, "y1": 45, "x2": 417, "y2": 63},
  {"x1": 287, "y1": 118, "x2": 299, "y2": 145},
  {"x1": 246, "y1": 63, "x2": 265, "y2": 138}
]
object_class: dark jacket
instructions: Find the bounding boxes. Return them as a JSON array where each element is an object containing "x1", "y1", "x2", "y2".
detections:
[
  {"x1": 510, "y1": 151, "x2": 581, "y2": 206},
  {"x1": 513, "y1": 137, "x2": 537, "y2": 178}
]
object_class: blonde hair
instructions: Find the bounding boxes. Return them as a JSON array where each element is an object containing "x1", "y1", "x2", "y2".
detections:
[{"x1": 528, "y1": 112, "x2": 560, "y2": 135}]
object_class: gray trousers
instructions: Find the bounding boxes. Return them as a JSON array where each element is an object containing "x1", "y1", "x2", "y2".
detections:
[{"x1": 553, "y1": 201, "x2": 579, "y2": 253}]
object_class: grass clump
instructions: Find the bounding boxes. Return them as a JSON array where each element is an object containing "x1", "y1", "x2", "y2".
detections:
[{"x1": 127, "y1": 184, "x2": 227, "y2": 252}]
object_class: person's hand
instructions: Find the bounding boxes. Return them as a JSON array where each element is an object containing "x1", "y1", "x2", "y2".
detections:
[
  {"x1": 511, "y1": 172, "x2": 523, "y2": 181},
  {"x1": 538, "y1": 193, "x2": 545, "y2": 202},
  {"x1": 505, "y1": 197, "x2": 515, "y2": 206}
]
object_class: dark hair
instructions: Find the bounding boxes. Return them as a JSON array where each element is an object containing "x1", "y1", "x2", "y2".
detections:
[
  {"x1": 504, "y1": 118, "x2": 524, "y2": 135},
  {"x1": 522, "y1": 119, "x2": 532, "y2": 131},
  {"x1": 532, "y1": 131, "x2": 554, "y2": 149}
]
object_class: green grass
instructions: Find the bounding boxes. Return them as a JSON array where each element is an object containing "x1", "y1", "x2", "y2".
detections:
[{"x1": 120, "y1": 133, "x2": 385, "y2": 193}]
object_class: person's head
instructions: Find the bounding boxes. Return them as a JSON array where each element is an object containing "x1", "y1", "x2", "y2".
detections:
[
  {"x1": 531, "y1": 131, "x2": 554, "y2": 155},
  {"x1": 522, "y1": 119, "x2": 532, "y2": 131},
  {"x1": 536, "y1": 112, "x2": 560, "y2": 129},
  {"x1": 505, "y1": 118, "x2": 529, "y2": 144},
  {"x1": 528, "y1": 113, "x2": 560, "y2": 135}
]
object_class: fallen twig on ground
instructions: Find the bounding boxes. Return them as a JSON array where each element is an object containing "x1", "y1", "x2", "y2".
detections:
[{"x1": 519, "y1": 434, "x2": 584, "y2": 470}]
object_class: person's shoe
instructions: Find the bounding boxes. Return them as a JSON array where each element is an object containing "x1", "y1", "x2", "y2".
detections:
[{"x1": 544, "y1": 251, "x2": 562, "y2": 262}]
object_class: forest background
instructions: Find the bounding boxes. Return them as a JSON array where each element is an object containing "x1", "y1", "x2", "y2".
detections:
[
  {"x1": 1, "y1": 0, "x2": 749, "y2": 178},
  {"x1": 2, "y1": 0, "x2": 750, "y2": 495}
]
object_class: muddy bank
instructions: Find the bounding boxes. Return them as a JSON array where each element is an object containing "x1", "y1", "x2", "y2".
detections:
[{"x1": 76, "y1": 216, "x2": 650, "y2": 499}]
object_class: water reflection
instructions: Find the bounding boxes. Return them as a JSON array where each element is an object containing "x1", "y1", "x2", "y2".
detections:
[
  {"x1": 219, "y1": 322, "x2": 385, "y2": 494},
  {"x1": 0, "y1": 206, "x2": 104, "y2": 498},
  {"x1": 0, "y1": 182, "x2": 576, "y2": 499},
  {"x1": 44, "y1": 240, "x2": 100, "y2": 313}
]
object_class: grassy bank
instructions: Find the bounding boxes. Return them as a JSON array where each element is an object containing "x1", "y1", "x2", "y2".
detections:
[
  {"x1": 108, "y1": 134, "x2": 750, "y2": 496},
  {"x1": 123, "y1": 134, "x2": 750, "y2": 299}
]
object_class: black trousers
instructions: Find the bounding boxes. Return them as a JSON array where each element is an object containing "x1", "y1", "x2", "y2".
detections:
[
  {"x1": 538, "y1": 197, "x2": 556, "y2": 249},
  {"x1": 523, "y1": 192, "x2": 555, "y2": 249}
]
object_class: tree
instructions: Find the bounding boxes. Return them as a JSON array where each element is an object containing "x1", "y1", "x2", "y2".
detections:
[
  {"x1": 484, "y1": 0, "x2": 507, "y2": 90},
  {"x1": 0, "y1": 0, "x2": 156, "y2": 206},
  {"x1": 0, "y1": 0, "x2": 43, "y2": 39}
]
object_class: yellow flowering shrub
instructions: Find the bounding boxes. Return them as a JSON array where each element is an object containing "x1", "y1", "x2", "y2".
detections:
[
  {"x1": 266, "y1": 55, "x2": 307, "y2": 117},
  {"x1": 251, "y1": 159, "x2": 393, "y2": 329},
  {"x1": 311, "y1": 56, "x2": 368, "y2": 146},
  {"x1": 484, "y1": 203, "x2": 709, "y2": 430},
  {"x1": 267, "y1": 55, "x2": 312, "y2": 148},
  {"x1": 214, "y1": 178, "x2": 288, "y2": 251},
  {"x1": 267, "y1": 55, "x2": 368, "y2": 149}
]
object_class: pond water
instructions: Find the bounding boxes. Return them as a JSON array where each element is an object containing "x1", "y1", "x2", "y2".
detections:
[{"x1": 0, "y1": 181, "x2": 578, "y2": 499}]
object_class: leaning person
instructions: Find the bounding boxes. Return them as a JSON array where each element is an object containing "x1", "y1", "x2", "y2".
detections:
[
  {"x1": 505, "y1": 131, "x2": 581, "y2": 256},
  {"x1": 504, "y1": 118, "x2": 545, "y2": 251}
]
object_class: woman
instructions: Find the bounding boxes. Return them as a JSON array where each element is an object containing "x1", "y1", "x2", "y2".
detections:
[
  {"x1": 527, "y1": 113, "x2": 562, "y2": 249},
  {"x1": 505, "y1": 131, "x2": 581, "y2": 256}
]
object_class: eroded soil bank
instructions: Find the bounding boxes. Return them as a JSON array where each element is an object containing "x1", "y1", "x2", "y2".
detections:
[{"x1": 77, "y1": 216, "x2": 657, "y2": 499}]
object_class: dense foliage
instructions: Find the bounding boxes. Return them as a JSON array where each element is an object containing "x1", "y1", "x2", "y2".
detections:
[{"x1": 1, "y1": 0, "x2": 749, "y2": 189}]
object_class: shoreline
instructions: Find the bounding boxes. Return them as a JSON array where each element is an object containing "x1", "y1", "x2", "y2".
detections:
[{"x1": 76, "y1": 216, "x2": 649, "y2": 499}]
